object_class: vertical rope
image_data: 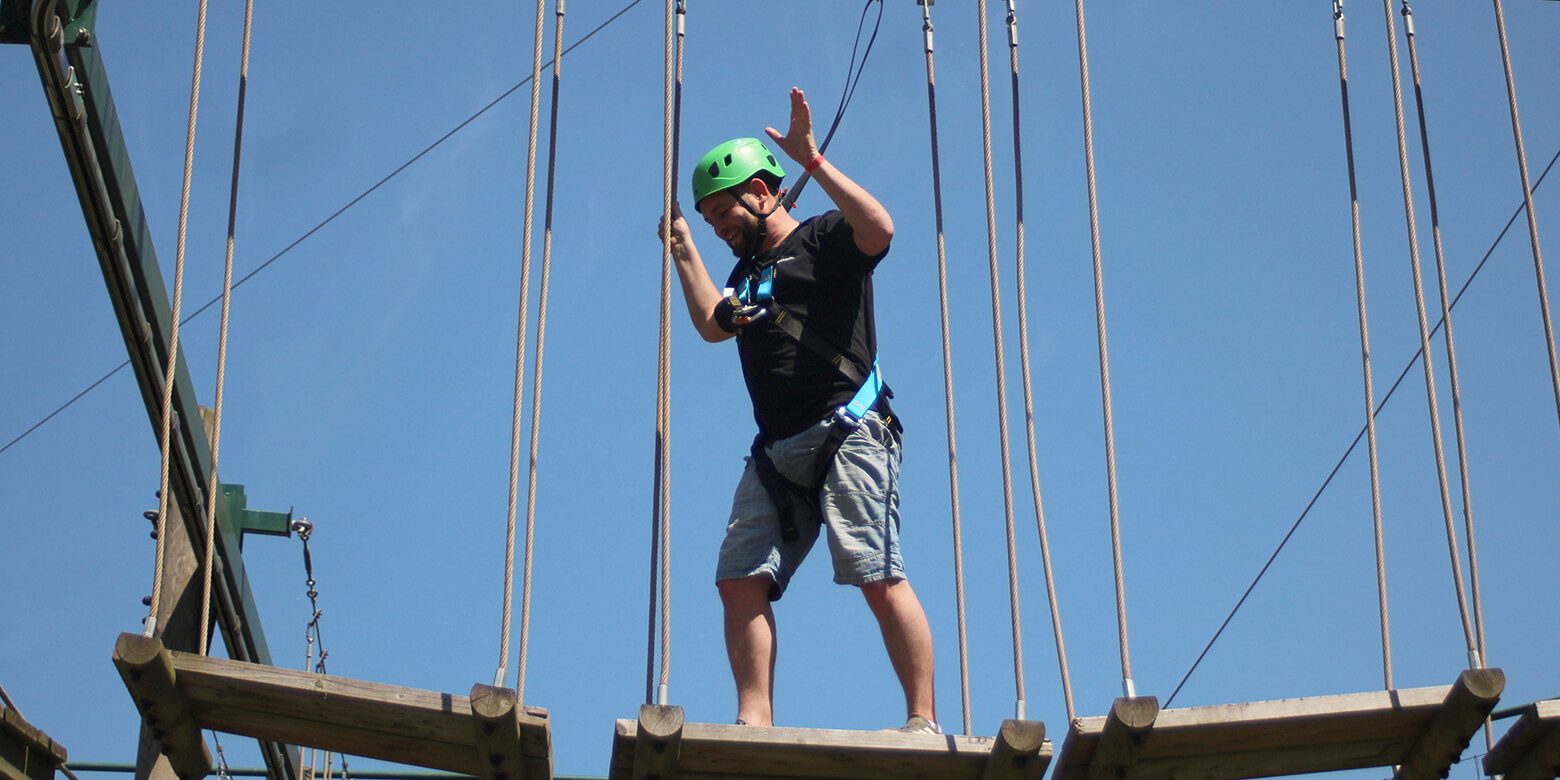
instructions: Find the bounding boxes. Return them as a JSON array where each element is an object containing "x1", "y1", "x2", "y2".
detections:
[
  {"x1": 198, "y1": 0, "x2": 255, "y2": 658},
  {"x1": 652, "y1": 0, "x2": 680, "y2": 707},
  {"x1": 144, "y1": 0, "x2": 209, "y2": 638},
  {"x1": 1401, "y1": 0, "x2": 1489, "y2": 669},
  {"x1": 1489, "y1": 0, "x2": 1560, "y2": 430},
  {"x1": 498, "y1": 0, "x2": 550, "y2": 691},
  {"x1": 1332, "y1": 0, "x2": 1393, "y2": 690},
  {"x1": 1072, "y1": 0, "x2": 1133, "y2": 696},
  {"x1": 917, "y1": 0, "x2": 972, "y2": 735},
  {"x1": 1378, "y1": 0, "x2": 1480, "y2": 663},
  {"x1": 515, "y1": 0, "x2": 567, "y2": 705},
  {"x1": 973, "y1": 0, "x2": 1027, "y2": 720},
  {"x1": 1004, "y1": 0, "x2": 1075, "y2": 722}
]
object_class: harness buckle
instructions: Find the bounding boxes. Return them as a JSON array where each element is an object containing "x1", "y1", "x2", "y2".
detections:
[{"x1": 832, "y1": 405, "x2": 863, "y2": 430}]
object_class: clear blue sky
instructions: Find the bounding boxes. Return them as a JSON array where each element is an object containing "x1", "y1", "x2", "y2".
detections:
[{"x1": 3, "y1": 2, "x2": 1557, "y2": 778}]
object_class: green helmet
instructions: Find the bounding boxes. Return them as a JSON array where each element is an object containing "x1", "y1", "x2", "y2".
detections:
[{"x1": 692, "y1": 137, "x2": 786, "y2": 207}]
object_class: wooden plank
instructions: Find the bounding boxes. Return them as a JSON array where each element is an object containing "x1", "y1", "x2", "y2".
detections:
[
  {"x1": 612, "y1": 717, "x2": 1013, "y2": 779},
  {"x1": 468, "y1": 684, "x2": 553, "y2": 780},
  {"x1": 1055, "y1": 682, "x2": 1463, "y2": 780},
  {"x1": 0, "y1": 707, "x2": 67, "y2": 780},
  {"x1": 112, "y1": 633, "x2": 212, "y2": 779},
  {"x1": 633, "y1": 705, "x2": 684, "y2": 780},
  {"x1": 1396, "y1": 668, "x2": 1503, "y2": 780},
  {"x1": 982, "y1": 719, "x2": 1049, "y2": 780},
  {"x1": 1485, "y1": 699, "x2": 1560, "y2": 780},
  {"x1": 1085, "y1": 697, "x2": 1157, "y2": 780}
]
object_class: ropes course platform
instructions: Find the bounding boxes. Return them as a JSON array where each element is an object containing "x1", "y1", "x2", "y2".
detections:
[
  {"x1": 608, "y1": 705, "x2": 1049, "y2": 779},
  {"x1": 1484, "y1": 699, "x2": 1560, "y2": 780},
  {"x1": 0, "y1": 706, "x2": 67, "y2": 780},
  {"x1": 113, "y1": 633, "x2": 553, "y2": 779},
  {"x1": 1052, "y1": 669, "x2": 1502, "y2": 780}
]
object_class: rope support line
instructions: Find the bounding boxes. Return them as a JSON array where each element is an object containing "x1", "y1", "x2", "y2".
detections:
[
  {"x1": 650, "y1": 0, "x2": 681, "y2": 707},
  {"x1": 1073, "y1": 0, "x2": 1134, "y2": 697},
  {"x1": 973, "y1": 0, "x2": 1026, "y2": 719},
  {"x1": 198, "y1": 0, "x2": 256, "y2": 658},
  {"x1": 1166, "y1": 143, "x2": 1560, "y2": 708},
  {"x1": 1378, "y1": 0, "x2": 1480, "y2": 663},
  {"x1": 1332, "y1": 0, "x2": 1393, "y2": 691},
  {"x1": 1401, "y1": 0, "x2": 1489, "y2": 672},
  {"x1": 145, "y1": 0, "x2": 210, "y2": 638},
  {"x1": 497, "y1": 0, "x2": 552, "y2": 694},
  {"x1": 1004, "y1": 0, "x2": 1075, "y2": 722},
  {"x1": 1488, "y1": 0, "x2": 1560, "y2": 431},
  {"x1": 917, "y1": 0, "x2": 972, "y2": 735}
]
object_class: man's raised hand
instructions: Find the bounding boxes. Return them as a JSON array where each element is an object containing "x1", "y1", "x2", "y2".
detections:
[{"x1": 764, "y1": 87, "x2": 819, "y2": 167}]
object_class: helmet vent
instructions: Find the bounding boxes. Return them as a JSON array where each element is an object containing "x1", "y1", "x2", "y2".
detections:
[
  {"x1": 724, "y1": 154, "x2": 733, "y2": 166},
  {"x1": 767, "y1": 155, "x2": 777, "y2": 166},
  {"x1": 708, "y1": 162, "x2": 720, "y2": 178}
]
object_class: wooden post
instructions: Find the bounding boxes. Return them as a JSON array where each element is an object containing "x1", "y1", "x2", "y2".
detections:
[
  {"x1": 633, "y1": 704, "x2": 684, "y2": 780},
  {"x1": 126, "y1": 491, "x2": 212, "y2": 780},
  {"x1": 113, "y1": 634, "x2": 211, "y2": 779},
  {"x1": 1085, "y1": 696, "x2": 1158, "y2": 780},
  {"x1": 469, "y1": 685, "x2": 552, "y2": 780},
  {"x1": 1396, "y1": 668, "x2": 1504, "y2": 780},
  {"x1": 983, "y1": 719, "x2": 1049, "y2": 780},
  {"x1": 1483, "y1": 699, "x2": 1560, "y2": 780}
]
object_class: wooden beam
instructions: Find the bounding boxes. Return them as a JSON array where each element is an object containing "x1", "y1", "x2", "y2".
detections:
[
  {"x1": 468, "y1": 685, "x2": 552, "y2": 780},
  {"x1": 1484, "y1": 699, "x2": 1560, "y2": 780},
  {"x1": 0, "y1": 707, "x2": 68, "y2": 780},
  {"x1": 1084, "y1": 696, "x2": 1158, "y2": 780},
  {"x1": 1395, "y1": 668, "x2": 1504, "y2": 780},
  {"x1": 982, "y1": 719, "x2": 1048, "y2": 780},
  {"x1": 633, "y1": 705, "x2": 684, "y2": 780},
  {"x1": 112, "y1": 633, "x2": 212, "y2": 780}
]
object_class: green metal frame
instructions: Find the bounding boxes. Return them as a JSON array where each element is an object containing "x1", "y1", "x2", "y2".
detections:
[{"x1": 5, "y1": 2, "x2": 297, "y2": 778}]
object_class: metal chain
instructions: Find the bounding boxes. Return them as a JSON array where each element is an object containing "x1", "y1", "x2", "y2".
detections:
[
  {"x1": 1378, "y1": 0, "x2": 1479, "y2": 663},
  {"x1": 145, "y1": 0, "x2": 210, "y2": 638},
  {"x1": 1332, "y1": 0, "x2": 1394, "y2": 690},
  {"x1": 497, "y1": 0, "x2": 551, "y2": 691},
  {"x1": 1004, "y1": 0, "x2": 1075, "y2": 723},
  {"x1": 212, "y1": 733, "x2": 231, "y2": 780},
  {"x1": 917, "y1": 0, "x2": 972, "y2": 735},
  {"x1": 1072, "y1": 0, "x2": 1134, "y2": 697},
  {"x1": 1488, "y1": 0, "x2": 1560, "y2": 430},
  {"x1": 974, "y1": 0, "x2": 1026, "y2": 719},
  {"x1": 198, "y1": 0, "x2": 256, "y2": 658}
]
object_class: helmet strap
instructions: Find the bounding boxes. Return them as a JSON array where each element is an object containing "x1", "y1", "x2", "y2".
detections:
[{"x1": 731, "y1": 183, "x2": 783, "y2": 261}]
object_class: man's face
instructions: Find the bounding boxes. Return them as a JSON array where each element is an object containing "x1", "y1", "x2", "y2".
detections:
[{"x1": 697, "y1": 189, "x2": 762, "y2": 259}]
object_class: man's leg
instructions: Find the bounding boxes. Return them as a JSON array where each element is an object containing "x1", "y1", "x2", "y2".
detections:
[
  {"x1": 860, "y1": 578, "x2": 936, "y2": 723},
  {"x1": 718, "y1": 575, "x2": 778, "y2": 726}
]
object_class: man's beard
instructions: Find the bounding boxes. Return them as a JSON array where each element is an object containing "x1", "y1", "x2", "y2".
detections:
[{"x1": 726, "y1": 219, "x2": 761, "y2": 259}]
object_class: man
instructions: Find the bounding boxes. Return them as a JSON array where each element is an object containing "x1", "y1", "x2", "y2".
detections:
[{"x1": 657, "y1": 87, "x2": 939, "y2": 734}]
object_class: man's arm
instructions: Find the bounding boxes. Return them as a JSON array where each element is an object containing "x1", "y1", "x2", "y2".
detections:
[
  {"x1": 765, "y1": 87, "x2": 894, "y2": 257},
  {"x1": 658, "y1": 200, "x2": 734, "y2": 343}
]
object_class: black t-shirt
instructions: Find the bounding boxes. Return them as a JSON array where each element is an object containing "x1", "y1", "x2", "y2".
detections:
[{"x1": 725, "y1": 210, "x2": 889, "y2": 440}]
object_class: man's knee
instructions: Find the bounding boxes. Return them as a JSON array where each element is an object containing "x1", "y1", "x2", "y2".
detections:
[
  {"x1": 718, "y1": 575, "x2": 773, "y2": 610},
  {"x1": 858, "y1": 577, "x2": 909, "y2": 611}
]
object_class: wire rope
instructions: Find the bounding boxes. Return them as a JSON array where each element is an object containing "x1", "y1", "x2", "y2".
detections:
[
  {"x1": 1332, "y1": 0, "x2": 1394, "y2": 691},
  {"x1": 197, "y1": 0, "x2": 255, "y2": 658},
  {"x1": 780, "y1": 0, "x2": 882, "y2": 212},
  {"x1": 1072, "y1": 0, "x2": 1134, "y2": 697},
  {"x1": 1489, "y1": 0, "x2": 1560, "y2": 431},
  {"x1": 1165, "y1": 147, "x2": 1560, "y2": 707},
  {"x1": 495, "y1": 0, "x2": 551, "y2": 692},
  {"x1": 1378, "y1": 0, "x2": 1480, "y2": 664},
  {"x1": 915, "y1": 0, "x2": 972, "y2": 735},
  {"x1": 1003, "y1": 0, "x2": 1075, "y2": 722},
  {"x1": 144, "y1": 0, "x2": 209, "y2": 637},
  {"x1": 1401, "y1": 0, "x2": 1489, "y2": 670},
  {"x1": 514, "y1": 0, "x2": 569, "y2": 707},
  {"x1": 973, "y1": 0, "x2": 1027, "y2": 720}
]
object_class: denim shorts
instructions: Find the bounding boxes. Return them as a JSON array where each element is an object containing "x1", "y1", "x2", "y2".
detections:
[{"x1": 715, "y1": 410, "x2": 904, "y2": 600}]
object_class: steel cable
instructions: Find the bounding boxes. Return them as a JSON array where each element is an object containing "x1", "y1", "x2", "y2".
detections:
[
  {"x1": 917, "y1": 0, "x2": 972, "y2": 735},
  {"x1": 1489, "y1": 0, "x2": 1560, "y2": 431},
  {"x1": 974, "y1": 0, "x2": 1027, "y2": 719},
  {"x1": 1378, "y1": 0, "x2": 1480, "y2": 662},
  {"x1": 498, "y1": 0, "x2": 550, "y2": 692},
  {"x1": 1072, "y1": 0, "x2": 1134, "y2": 696},
  {"x1": 651, "y1": 0, "x2": 681, "y2": 706},
  {"x1": 145, "y1": 0, "x2": 209, "y2": 637},
  {"x1": 198, "y1": 0, "x2": 255, "y2": 658},
  {"x1": 1004, "y1": 0, "x2": 1075, "y2": 722}
]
